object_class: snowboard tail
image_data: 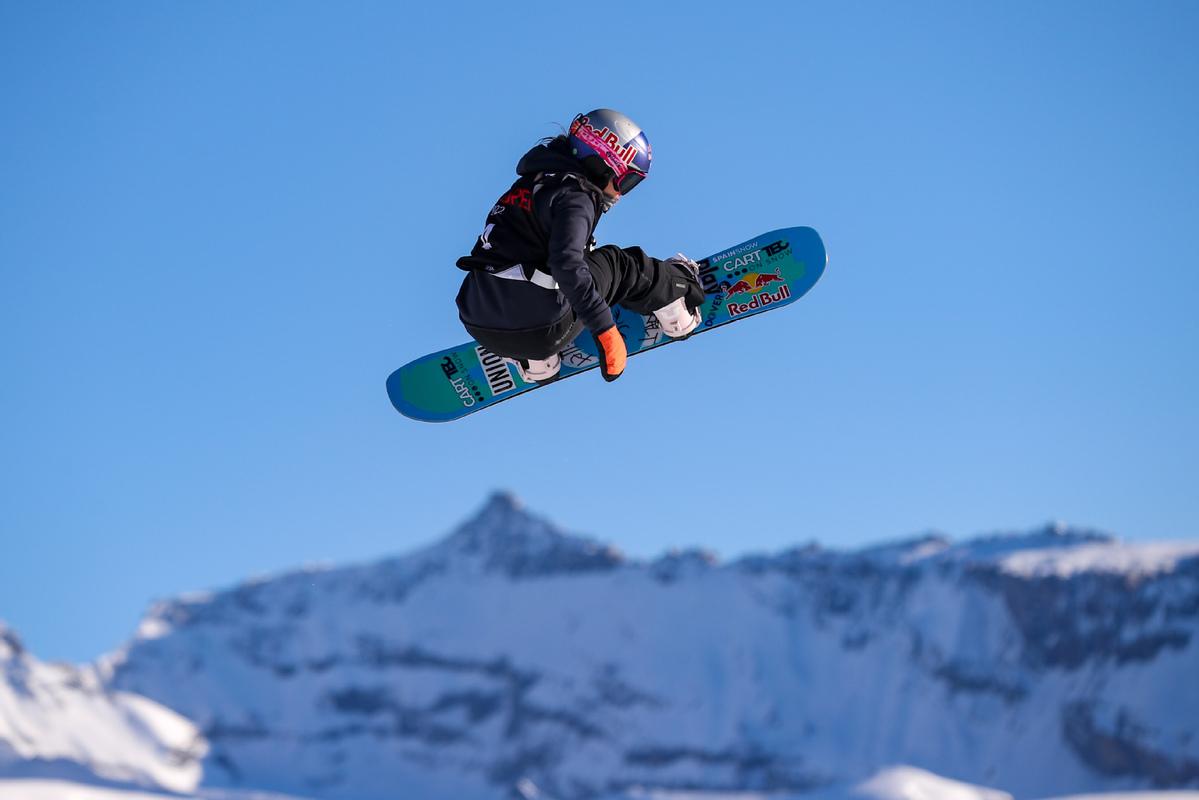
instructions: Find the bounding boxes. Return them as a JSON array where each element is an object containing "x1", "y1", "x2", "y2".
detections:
[{"x1": 388, "y1": 226, "x2": 827, "y2": 422}]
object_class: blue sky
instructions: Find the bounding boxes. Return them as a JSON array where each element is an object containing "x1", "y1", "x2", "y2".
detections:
[{"x1": 2, "y1": 2, "x2": 1197, "y2": 663}]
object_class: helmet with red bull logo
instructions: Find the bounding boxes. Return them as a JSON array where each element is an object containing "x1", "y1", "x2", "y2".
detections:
[{"x1": 568, "y1": 109, "x2": 651, "y2": 195}]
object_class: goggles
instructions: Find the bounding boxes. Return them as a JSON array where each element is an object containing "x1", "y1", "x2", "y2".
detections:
[{"x1": 613, "y1": 166, "x2": 647, "y2": 194}]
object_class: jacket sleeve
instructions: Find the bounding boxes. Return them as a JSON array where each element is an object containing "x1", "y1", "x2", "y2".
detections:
[{"x1": 543, "y1": 185, "x2": 615, "y2": 334}]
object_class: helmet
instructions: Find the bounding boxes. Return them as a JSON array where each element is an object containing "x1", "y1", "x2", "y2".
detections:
[{"x1": 568, "y1": 109, "x2": 651, "y2": 194}]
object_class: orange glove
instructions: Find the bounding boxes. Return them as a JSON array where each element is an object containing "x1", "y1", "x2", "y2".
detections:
[{"x1": 594, "y1": 326, "x2": 626, "y2": 382}]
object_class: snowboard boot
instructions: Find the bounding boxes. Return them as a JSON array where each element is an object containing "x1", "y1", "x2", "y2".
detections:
[
  {"x1": 506, "y1": 353, "x2": 562, "y2": 386},
  {"x1": 653, "y1": 254, "x2": 703, "y2": 338},
  {"x1": 653, "y1": 297, "x2": 702, "y2": 338}
]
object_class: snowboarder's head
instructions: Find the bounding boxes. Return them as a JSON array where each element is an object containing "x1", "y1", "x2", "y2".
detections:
[{"x1": 568, "y1": 109, "x2": 651, "y2": 196}]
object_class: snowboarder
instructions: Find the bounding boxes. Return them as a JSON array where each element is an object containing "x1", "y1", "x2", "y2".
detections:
[{"x1": 455, "y1": 109, "x2": 706, "y2": 384}]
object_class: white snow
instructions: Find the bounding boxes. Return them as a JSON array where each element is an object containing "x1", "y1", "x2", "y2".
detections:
[
  {"x1": 6, "y1": 495, "x2": 1199, "y2": 800},
  {"x1": 995, "y1": 541, "x2": 1199, "y2": 579},
  {"x1": 132, "y1": 618, "x2": 172, "y2": 642},
  {"x1": 852, "y1": 767, "x2": 1014, "y2": 800},
  {"x1": 611, "y1": 767, "x2": 1199, "y2": 800},
  {"x1": 0, "y1": 780, "x2": 182, "y2": 800},
  {"x1": 3, "y1": 774, "x2": 1198, "y2": 800},
  {"x1": 0, "y1": 622, "x2": 205, "y2": 794},
  {"x1": 0, "y1": 778, "x2": 316, "y2": 799},
  {"x1": 1043, "y1": 795, "x2": 1199, "y2": 800}
]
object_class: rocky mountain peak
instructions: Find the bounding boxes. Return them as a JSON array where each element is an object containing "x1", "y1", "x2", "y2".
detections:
[
  {"x1": 23, "y1": 497, "x2": 1197, "y2": 800},
  {"x1": 435, "y1": 491, "x2": 626, "y2": 578},
  {"x1": 0, "y1": 621, "x2": 23, "y2": 660}
]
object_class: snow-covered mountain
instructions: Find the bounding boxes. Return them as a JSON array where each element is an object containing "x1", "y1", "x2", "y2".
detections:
[
  {"x1": 89, "y1": 493, "x2": 1199, "y2": 800},
  {"x1": 10, "y1": 766, "x2": 1198, "y2": 800},
  {"x1": 0, "y1": 621, "x2": 205, "y2": 793}
]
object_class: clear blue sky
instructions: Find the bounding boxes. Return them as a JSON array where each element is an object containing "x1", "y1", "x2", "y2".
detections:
[{"x1": 2, "y1": 2, "x2": 1196, "y2": 664}]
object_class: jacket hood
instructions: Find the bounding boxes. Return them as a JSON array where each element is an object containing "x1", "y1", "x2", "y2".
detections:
[{"x1": 516, "y1": 138, "x2": 605, "y2": 184}]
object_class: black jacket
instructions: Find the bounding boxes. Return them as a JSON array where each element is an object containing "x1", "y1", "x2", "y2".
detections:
[{"x1": 456, "y1": 139, "x2": 616, "y2": 335}]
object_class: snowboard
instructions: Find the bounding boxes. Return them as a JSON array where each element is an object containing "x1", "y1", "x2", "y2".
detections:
[{"x1": 388, "y1": 226, "x2": 826, "y2": 422}]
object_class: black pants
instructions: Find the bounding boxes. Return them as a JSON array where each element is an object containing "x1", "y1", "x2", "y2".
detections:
[{"x1": 464, "y1": 245, "x2": 703, "y2": 361}]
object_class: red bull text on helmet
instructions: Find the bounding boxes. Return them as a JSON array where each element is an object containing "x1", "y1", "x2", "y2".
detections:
[{"x1": 569, "y1": 115, "x2": 645, "y2": 178}]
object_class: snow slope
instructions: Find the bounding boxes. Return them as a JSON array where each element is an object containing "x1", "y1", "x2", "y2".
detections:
[
  {"x1": 96, "y1": 493, "x2": 1199, "y2": 800},
  {"x1": 0, "y1": 622, "x2": 205, "y2": 793},
  {"x1": 5, "y1": 768, "x2": 1197, "y2": 800},
  {"x1": 0, "y1": 778, "x2": 314, "y2": 800}
]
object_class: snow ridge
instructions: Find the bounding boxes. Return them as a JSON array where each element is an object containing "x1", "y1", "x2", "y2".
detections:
[
  {"x1": 8, "y1": 494, "x2": 1199, "y2": 800},
  {"x1": 0, "y1": 621, "x2": 206, "y2": 793},
  {"x1": 97, "y1": 495, "x2": 1199, "y2": 800}
]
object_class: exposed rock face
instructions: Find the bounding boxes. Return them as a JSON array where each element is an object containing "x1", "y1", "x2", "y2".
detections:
[
  {"x1": 972, "y1": 554, "x2": 1198, "y2": 670},
  {"x1": 99, "y1": 495, "x2": 1199, "y2": 800},
  {"x1": 1063, "y1": 701, "x2": 1199, "y2": 786},
  {"x1": 440, "y1": 492, "x2": 626, "y2": 579}
]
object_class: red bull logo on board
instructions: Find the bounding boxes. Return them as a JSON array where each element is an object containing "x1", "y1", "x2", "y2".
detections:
[
  {"x1": 726, "y1": 283, "x2": 791, "y2": 317},
  {"x1": 724, "y1": 269, "x2": 785, "y2": 299},
  {"x1": 754, "y1": 269, "x2": 785, "y2": 289}
]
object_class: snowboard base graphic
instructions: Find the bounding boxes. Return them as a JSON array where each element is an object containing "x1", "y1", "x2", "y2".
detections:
[{"x1": 388, "y1": 226, "x2": 826, "y2": 422}]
